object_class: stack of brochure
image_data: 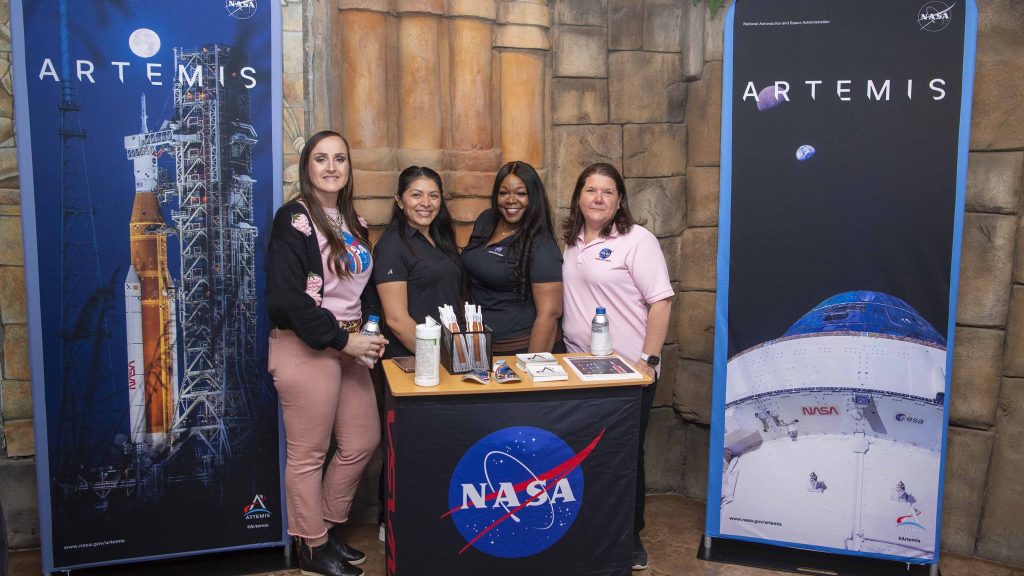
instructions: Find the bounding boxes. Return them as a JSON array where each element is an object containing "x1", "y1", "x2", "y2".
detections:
[{"x1": 515, "y1": 352, "x2": 569, "y2": 382}]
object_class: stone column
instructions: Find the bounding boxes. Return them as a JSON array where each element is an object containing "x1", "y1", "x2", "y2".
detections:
[
  {"x1": 494, "y1": 1, "x2": 550, "y2": 169},
  {"x1": 396, "y1": 0, "x2": 445, "y2": 169},
  {"x1": 335, "y1": 2, "x2": 390, "y2": 151}
]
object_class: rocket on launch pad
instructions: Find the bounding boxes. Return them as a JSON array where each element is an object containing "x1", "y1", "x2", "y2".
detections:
[{"x1": 124, "y1": 95, "x2": 179, "y2": 448}]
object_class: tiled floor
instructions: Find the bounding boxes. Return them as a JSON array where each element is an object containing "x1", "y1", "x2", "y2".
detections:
[{"x1": 8, "y1": 495, "x2": 1024, "y2": 575}]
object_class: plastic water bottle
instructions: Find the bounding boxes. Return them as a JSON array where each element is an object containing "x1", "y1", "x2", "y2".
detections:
[
  {"x1": 360, "y1": 314, "x2": 381, "y2": 337},
  {"x1": 590, "y1": 307, "x2": 612, "y2": 356}
]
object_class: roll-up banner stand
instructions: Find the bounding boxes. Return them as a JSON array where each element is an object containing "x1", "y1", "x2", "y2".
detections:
[
  {"x1": 10, "y1": 1, "x2": 287, "y2": 571},
  {"x1": 704, "y1": 1, "x2": 976, "y2": 573}
]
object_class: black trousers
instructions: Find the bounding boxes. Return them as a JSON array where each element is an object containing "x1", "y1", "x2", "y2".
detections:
[{"x1": 635, "y1": 375, "x2": 657, "y2": 535}]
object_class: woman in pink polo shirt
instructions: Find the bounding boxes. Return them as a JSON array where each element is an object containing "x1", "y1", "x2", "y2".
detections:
[{"x1": 560, "y1": 162, "x2": 674, "y2": 571}]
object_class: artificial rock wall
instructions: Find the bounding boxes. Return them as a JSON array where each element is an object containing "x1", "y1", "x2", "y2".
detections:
[{"x1": 2, "y1": 0, "x2": 1024, "y2": 570}]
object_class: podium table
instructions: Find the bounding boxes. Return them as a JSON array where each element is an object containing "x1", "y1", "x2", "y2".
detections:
[{"x1": 382, "y1": 355, "x2": 652, "y2": 576}]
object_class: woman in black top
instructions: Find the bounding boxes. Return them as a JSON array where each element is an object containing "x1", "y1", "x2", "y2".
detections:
[
  {"x1": 373, "y1": 166, "x2": 462, "y2": 358},
  {"x1": 461, "y1": 161, "x2": 563, "y2": 354}
]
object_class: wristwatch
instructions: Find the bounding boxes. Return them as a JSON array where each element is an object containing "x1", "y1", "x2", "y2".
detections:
[{"x1": 640, "y1": 353, "x2": 660, "y2": 367}]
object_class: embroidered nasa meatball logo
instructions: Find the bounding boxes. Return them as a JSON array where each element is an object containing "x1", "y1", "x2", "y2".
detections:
[
  {"x1": 597, "y1": 248, "x2": 613, "y2": 260},
  {"x1": 342, "y1": 230, "x2": 371, "y2": 274},
  {"x1": 444, "y1": 426, "x2": 604, "y2": 558}
]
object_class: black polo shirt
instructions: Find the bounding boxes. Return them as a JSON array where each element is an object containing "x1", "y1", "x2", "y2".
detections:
[
  {"x1": 460, "y1": 209, "x2": 563, "y2": 342},
  {"x1": 373, "y1": 225, "x2": 463, "y2": 358}
]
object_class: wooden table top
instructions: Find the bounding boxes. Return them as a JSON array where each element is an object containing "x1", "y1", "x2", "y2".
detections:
[{"x1": 383, "y1": 354, "x2": 654, "y2": 397}]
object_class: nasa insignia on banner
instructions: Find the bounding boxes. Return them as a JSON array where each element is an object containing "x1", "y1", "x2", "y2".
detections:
[
  {"x1": 387, "y1": 388, "x2": 639, "y2": 576},
  {"x1": 9, "y1": 0, "x2": 286, "y2": 570},
  {"x1": 705, "y1": 0, "x2": 977, "y2": 565}
]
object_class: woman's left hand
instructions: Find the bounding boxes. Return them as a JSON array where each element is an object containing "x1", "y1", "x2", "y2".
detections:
[{"x1": 636, "y1": 358, "x2": 656, "y2": 380}]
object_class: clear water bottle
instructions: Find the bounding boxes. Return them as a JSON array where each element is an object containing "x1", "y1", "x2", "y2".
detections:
[
  {"x1": 360, "y1": 314, "x2": 381, "y2": 337},
  {"x1": 590, "y1": 307, "x2": 612, "y2": 356}
]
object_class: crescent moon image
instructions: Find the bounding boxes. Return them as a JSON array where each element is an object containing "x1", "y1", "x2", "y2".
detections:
[{"x1": 129, "y1": 28, "x2": 161, "y2": 59}]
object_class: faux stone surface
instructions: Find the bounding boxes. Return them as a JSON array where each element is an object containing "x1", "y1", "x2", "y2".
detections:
[
  {"x1": 687, "y1": 166, "x2": 720, "y2": 227},
  {"x1": 446, "y1": 197, "x2": 491, "y2": 223},
  {"x1": 704, "y1": 1, "x2": 727, "y2": 62},
  {"x1": 0, "y1": 211, "x2": 23, "y2": 266},
  {"x1": 623, "y1": 123, "x2": 687, "y2": 178},
  {"x1": 685, "y1": 60, "x2": 722, "y2": 167},
  {"x1": 494, "y1": 24, "x2": 550, "y2": 50},
  {"x1": 550, "y1": 125, "x2": 623, "y2": 208},
  {"x1": 352, "y1": 198, "x2": 395, "y2": 227},
  {"x1": 680, "y1": 422, "x2": 710, "y2": 500},
  {"x1": 448, "y1": 171, "x2": 496, "y2": 199},
  {"x1": 0, "y1": 458, "x2": 38, "y2": 548},
  {"x1": 950, "y1": 327, "x2": 1005, "y2": 428},
  {"x1": 498, "y1": 1, "x2": 549, "y2": 27},
  {"x1": 682, "y1": 0, "x2": 705, "y2": 79},
  {"x1": 1017, "y1": 218, "x2": 1024, "y2": 285},
  {"x1": 552, "y1": 0, "x2": 607, "y2": 27},
  {"x1": 0, "y1": 147, "x2": 17, "y2": 190},
  {"x1": 644, "y1": 0, "x2": 684, "y2": 53},
  {"x1": 609, "y1": 52, "x2": 685, "y2": 124},
  {"x1": 655, "y1": 344, "x2": 677, "y2": 407},
  {"x1": 1004, "y1": 286, "x2": 1024, "y2": 378},
  {"x1": 627, "y1": 176, "x2": 686, "y2": 237},
  {"x1": 970, "y1": 0, "x2": 1024, "y2": 150},
  {"x1": 0, "y1": 265, "x2": 26, "y2": 324},
  {"x1": 660, "y1": 235, "x2": 683, "y2": 282},
  {"x1": 0, "y1": 378, "x2": 31, "y2": 421},
  {"x1": 552, "y1": 78, "x2": 609, "y2": 125},
  {"x1": 956, "y1": 213, "x2": 1016, "y2": 327},
  {"x1": 2, "y1": 418, "x2": 32, "y2": 457},
  {"x1": 1, "y1": 323, "x2": 28, "y2": 380},
  {"x1": 608, "y1": 0, "x2": 642, "y2": 50},
  {"x1": 978, "y1": 377, "x2": 1024, "y2": 565},
  {"x1": 941, "y1": 426, "x2": 994, "y2": 555},
  {"x1": 352, "y1": 170, "x2": 398, "y2": 199},
  {"x1": 966, "y1": 152, "x2": 1024, "y2": 215},
  {"x1": 644, "y1": 407, "x2": 685, "y2": 493},
  {"x1": 676, "y1": 290, "x2": 716, "y2": 362},
  {"x1": 672, "y1": 358, "x2": 713, "y2": 425},
  {"x1": 679, "y1": 227, "x2": 718, "y2": 291},
  {"x1": 553, "y1": 26, "x2": 608, "y2": 78}
]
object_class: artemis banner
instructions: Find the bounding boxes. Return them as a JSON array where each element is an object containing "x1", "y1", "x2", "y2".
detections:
[
  {"x1": 706, "y1": 0, "x2": 976, "y2": 565},
  {"x1": 11, "y1": 1, "x2": 285, "y2": 570}
]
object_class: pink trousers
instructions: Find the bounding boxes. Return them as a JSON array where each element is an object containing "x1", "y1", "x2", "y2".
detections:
[{"x1": 269, "y1": 328, "x2": 380, "y2": 539}]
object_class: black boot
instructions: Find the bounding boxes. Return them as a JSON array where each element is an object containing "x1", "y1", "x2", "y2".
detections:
[
  {"x1": 327, "y1": 524, "x2": 367, "y2": 566},
  {"x1": 297, "y1": 540, "x2": 364, "y2": 576}
]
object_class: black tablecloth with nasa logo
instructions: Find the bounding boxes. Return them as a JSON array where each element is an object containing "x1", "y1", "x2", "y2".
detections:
[{"x1": 384, "y1": 386, "x2": 640, "y2": 576}]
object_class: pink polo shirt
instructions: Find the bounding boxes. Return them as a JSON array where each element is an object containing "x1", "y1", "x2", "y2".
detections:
[{"x1": 562, "y1": 225, "x2": 674, "y2": 369}]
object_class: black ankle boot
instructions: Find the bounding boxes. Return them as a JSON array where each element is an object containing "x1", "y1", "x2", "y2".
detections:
[
  {"x1": 298, "y1": 540, "x2": 364, "y2": 576},
  {"x1": 327, "y1": 524, "x2": 367, "y2": 566}
]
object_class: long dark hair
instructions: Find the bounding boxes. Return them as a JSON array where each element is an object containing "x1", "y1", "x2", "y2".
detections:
[
  {"x1": 470, "y1": 161, "x2": 554, "y2": 300},
  {"x1": 388, "y1": 166, "x2": 459, "y2": 260},
  {"x1": 295, "y1": 130, "x2": 368, "y2": 276},
  {"x1": 561, "y1": 162, "x2": 641, "y2": 246}
]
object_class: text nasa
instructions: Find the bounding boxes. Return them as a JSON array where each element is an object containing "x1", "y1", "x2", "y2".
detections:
[
  {"x1": 460, "y1": 479, "x2": 576, "y2": 509},
  {"x1": 743, "y1": 78, "x2": 949, "y2": 102},
  {"x1": 36, "y1": 59, "x2": 258, "y2": 89}
]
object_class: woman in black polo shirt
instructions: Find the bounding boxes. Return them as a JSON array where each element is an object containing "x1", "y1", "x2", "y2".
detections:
[
  {"x1": 373, "y1": 166, "x2": 462, "y2": 358},
  {"x1": 461, "y1": 161, "x2": 563, "y2": 354}
]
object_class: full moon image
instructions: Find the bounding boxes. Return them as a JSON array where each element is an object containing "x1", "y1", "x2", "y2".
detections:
[{"x1": 129, "y1": 28, "x2": 161, "y2": 58}]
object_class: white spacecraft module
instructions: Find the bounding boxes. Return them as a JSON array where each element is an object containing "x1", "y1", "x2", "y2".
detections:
[{"x1": 719, "y1": 291, "x2": 946, "y2": 560}]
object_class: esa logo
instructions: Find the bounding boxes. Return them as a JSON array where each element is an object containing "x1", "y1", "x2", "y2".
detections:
[
  {"x1": 445, "y1": 426, "x2": 601, "y2": 558},
  {"x1": 918, "y1": 2, "x2": 954, "y2": 32},
  {"x1": 896, "y1": 413, "x2": 924, "y2": 424}
]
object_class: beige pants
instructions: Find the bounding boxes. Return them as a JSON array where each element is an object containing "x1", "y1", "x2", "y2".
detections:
[{"x1": 269, "y1": 328, "x2": 380, "y2": 539}]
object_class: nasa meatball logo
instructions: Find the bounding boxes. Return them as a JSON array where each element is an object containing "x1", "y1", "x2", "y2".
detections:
[
  {"x1": 598, "y1": 248, "x2": 613, "y2": 260},
  {"x1": 444, "y1": 426, "x2": 602, "y2": 558},
  {"x1": 918, "y1": 2, "x2": 954, "y2": 32},
  {"x1": 226, "y1": 0, "x2": 257, "y2": 20}
]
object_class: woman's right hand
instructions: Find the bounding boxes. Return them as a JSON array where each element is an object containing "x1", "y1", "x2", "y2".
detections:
[{"x1": 341, "y1": 333, "x2": 387, "y2": 365}]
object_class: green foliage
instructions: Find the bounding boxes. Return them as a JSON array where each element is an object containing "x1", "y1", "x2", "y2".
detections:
[{"x1": 694, "y1": 0, "x2": 731, "y2": 18}]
